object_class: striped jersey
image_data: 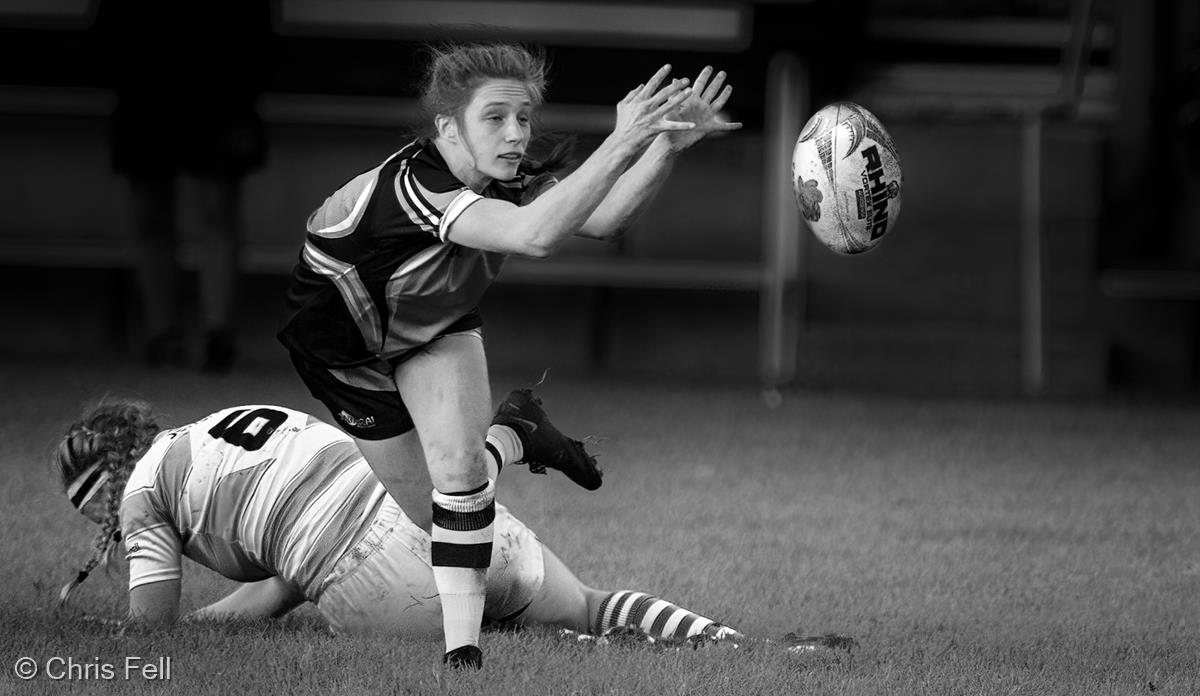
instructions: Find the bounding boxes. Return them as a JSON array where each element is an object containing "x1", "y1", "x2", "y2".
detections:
[
  {"x1": 121, "y1": 405, "x2": 386, "y2": 600},
  {"x1": 278, "y1": 138, "x2": 551, "y2": 368}
]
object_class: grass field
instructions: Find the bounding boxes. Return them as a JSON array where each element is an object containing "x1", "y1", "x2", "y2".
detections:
[{"x1": 1, "y1": 359, "x2": 1197, "y2": 695}]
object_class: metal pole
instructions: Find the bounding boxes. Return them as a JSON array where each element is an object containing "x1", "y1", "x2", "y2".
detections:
[
  {"x1": 760, "y1": 51, "x2": 807, "y2": 393},
  {"x1": 1020, "y1": 111, "x2": 1046, "y2": 395}
]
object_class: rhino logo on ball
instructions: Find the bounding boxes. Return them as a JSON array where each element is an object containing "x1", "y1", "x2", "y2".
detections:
[{"x1": 795, "y1": 178, "x2": 823, "y2": 222}]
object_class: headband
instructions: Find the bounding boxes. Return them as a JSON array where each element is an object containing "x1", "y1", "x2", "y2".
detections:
[{"x1": 67, "y1": 461, "x2": 110, "y2": 510}]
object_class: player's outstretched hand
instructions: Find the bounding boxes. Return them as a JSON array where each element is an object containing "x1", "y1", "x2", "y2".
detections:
[
  {"x1": 662, "y1": 65, "x2": 742, "y2": 152},
  {"x1": 611, "y1": 64, "x2": 695, "y2": 153}
]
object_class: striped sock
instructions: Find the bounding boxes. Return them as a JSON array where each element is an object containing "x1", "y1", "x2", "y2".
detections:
[
  {"x1": 431, "y1": 480, "x2": 495, "y2": 653},
  {"x1": 592, "y1": 591, "x2": 719, "y2": 641},
  {"x1": 484, "y1": 425, "x2": 523, "y2": 480}
]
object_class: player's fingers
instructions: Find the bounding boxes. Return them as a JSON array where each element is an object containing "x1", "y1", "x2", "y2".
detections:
[
  {"x1": 701, "y1": 70, "x2": 727, "y2": 103},
  {"x1": 650, "y1": 77, "x2": 688, "y2": 104},
  {"x1": 622, "y1": 84, "x2": 644, "y2": 102},
  {"x1": 651, "y1": 86, "x2": 693, "y2": 118},
  {"x1": 710, "y1": 84, "x2": 734, "y2": 112},
  {"x1": 639, "y1": 64, "x2": 673, "y2": 99},
  {"x1": 715, "y1": 120, "x2": 743, "y2": 131},
  {"x1": 656, "y1": 118, "x2": 696, "y2": 131},
  {"x1": 649, "y1": 79, "x2": 690, "y2": 110},
  {"x1": 691, "y1": 66, "x2": 713, "y2": 97}
]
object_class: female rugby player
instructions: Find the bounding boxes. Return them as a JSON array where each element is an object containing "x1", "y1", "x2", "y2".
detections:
[
  {"x1": 54, "y1": 399, "x2": 741, "y2": 659},
  {"x1": 276, "y1": 42, "x2": 741, "y2": 666}
]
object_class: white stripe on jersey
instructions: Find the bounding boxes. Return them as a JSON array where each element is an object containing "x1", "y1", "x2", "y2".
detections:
[
  {"x1": 311, "y1": 175, "x2": 377, "y2": 238},
  {"x1": 390, "y1": 240, "x2": 446, "y2": 281},
  {"x1": 276, "y1": 449, "x2": 376, "y2": 586},
  {"x1": 396, "y1": 161, "x2": 440, "y2": 236},
  {"x1": 309, "y1": 147, "x2": 412, "y2": 239},
  {"x1": 302, "y1": 242, "x2": 384, "y2": 354},
  {"x1": 440, "y1": 189, "x2": 484, "y2": 243}
]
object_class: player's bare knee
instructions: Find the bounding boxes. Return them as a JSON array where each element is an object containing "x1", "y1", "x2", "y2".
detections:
[{"x1": 425, "y1": 444, "x2": 489, "y2": 493}]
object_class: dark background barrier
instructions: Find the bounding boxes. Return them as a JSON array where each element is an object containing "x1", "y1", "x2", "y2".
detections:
[{"x1": 0, "y1": 0, "x2": 1197, "y2": 397}]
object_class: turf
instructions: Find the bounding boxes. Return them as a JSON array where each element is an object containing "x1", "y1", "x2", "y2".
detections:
[{"x1": 1, "y1": 360, "x2": 1197, "y2": 694}]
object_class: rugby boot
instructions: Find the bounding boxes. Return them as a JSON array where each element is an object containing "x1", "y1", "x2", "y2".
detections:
[
  {"x1": 782, "y1": 631, "x2": 858, "y2": 654},
  {"x1": 443, "y1": 645, "x2": 483, "y2": 670},
  {"x1": 201, "y1": 329, "x2": 237, "y2": 373},
  {"x1": 701, "y1": 623, "x2": 745, "y2": 645},
  {"x1": 494, "y1": 389, "x2": 603, "y2": 490},
  {"x1": 145, "y1": 329, "x2": 187, "y2": 369}
]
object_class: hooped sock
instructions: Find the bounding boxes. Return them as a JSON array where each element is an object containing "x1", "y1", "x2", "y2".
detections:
[
  {"x1": 593, "y1": 591, "x2": 719, "y2": 641},
  {"x1": 484, "y1": 424, "x2": 523, "y2": 480},
  {"x1": 431, "y1": 480, "x2": 496, "y2": 653}
]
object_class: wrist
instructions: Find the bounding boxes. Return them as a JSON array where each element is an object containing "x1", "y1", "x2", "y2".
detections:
[
  {"x1": 598, "y1": 133, "x2": 643, "y2": 163},
  {"x1": 653, "y1": 132, "x2": 688, "y2": 156}
]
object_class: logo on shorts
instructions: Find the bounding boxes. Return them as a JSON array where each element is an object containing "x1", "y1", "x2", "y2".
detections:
[{"x1": 337, "y1": 410, "x2": 376, "y2": 430}]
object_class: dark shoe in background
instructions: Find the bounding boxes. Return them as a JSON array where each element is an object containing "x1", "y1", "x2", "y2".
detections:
[
  {"x1": 201, "y1": 329, "x2": 237, "y2": 373},
  {"x1": 145, "y1": 329, "x2": 188, "y2": 369}
]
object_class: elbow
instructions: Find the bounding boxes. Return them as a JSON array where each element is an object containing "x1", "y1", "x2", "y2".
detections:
[
  {"x1": 578, "y1": 207, "x2": 635, "y2": 241},
  {"x1": 521, "y1": 240, "x2": 556, "y2": 259},
  {"x1": 514, "y1": 226, "x2": 561, "y2": 258},
  {"x1": 577, "y1": 220, "x2": 628, "y2": 243}
]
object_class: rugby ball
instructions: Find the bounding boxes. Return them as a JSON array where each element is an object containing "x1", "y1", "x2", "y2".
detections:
[{"x1": 792, "y1": 102, "x2": 902, "y2": 254}]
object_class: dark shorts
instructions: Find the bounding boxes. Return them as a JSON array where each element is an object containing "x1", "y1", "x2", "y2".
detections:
[{"x1": 288, "y1": 314, "x2": 484, "y2": 441}]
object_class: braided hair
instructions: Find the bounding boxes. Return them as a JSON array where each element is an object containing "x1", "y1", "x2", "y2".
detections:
[{"x1": 53, "y1": 399, "x2": 161, "y2": 606}]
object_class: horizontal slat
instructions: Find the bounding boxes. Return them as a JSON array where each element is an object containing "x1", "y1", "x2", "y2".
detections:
[
  {"x1": 1099, "y1": 269, "x2": 1200, "y2": 301},
  {"x1": 866, "y1": 17, "x2": 1112, "y2": 50},
  {"x1": 0, "y1": 237, "x2": 129, "y2": 268},
  {"x1": 258, "y1": 93, "x2": 615, "y2": 133},
  {"x1": 852, "y1": 64, "x2": 1116, "y2": 121},
  {"x1": 0, "y1": 87, "x2": 617, "y2": 133},
  {"x1": 0, "y1": 0, "x2": 95, "y2": 28},
  {"x1": 502, "y1": 257, "x2": 763, "y2": 290},
  {"x1": 276, "y1": 0, "x2": 752, "y2": 51},
  {"x1": 0, "y1": 85, "x2": 113, "y2": 117},
  {"x1": 0, "y1": 238, "x2": 765, "y2": 290}
]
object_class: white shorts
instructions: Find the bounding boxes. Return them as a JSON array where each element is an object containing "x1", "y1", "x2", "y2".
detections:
[{"x1": 314, "y1": 499, "x2": 544, "y2": 636}]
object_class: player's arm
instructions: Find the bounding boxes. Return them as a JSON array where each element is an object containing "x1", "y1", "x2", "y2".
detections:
[
  {"x1": 576, "y1": 66, "x2": 742, "y2": 241},
  {"x1": 573, "y1": 136, "x2": 678, "y2": 241},
  {"x1": 187, "y1": 577, "x2": 305, "y2": 622},
  {"x1": 127, "y1": 578, "x2": 182, "y2": 625},
  {"x1": 446, "y1": 66, "x2": 694, "y2": 257},
  {"x1": 122, "y1": 498, "x2": 186, "y2": 626}
]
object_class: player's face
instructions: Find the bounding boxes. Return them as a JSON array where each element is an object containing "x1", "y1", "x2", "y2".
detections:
[{"x1": 457, "y1": 79, "x2": 533, "y2": 184}]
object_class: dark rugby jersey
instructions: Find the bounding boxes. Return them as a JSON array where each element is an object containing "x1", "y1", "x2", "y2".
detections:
[{"x1": 279, "y1": 139, "x2": 548, "y2": 368}]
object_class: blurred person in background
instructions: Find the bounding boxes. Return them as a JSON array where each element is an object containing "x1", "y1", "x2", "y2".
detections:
[
  {"x1": 276, "y1": 42, "x2": 741, "y2": 668},
  {"x1": 51, "y1": 397, "x2": 743, "y2": 654},
  {"x1": 102, "y1": 0, "x2": 271, "y2": 372}
]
